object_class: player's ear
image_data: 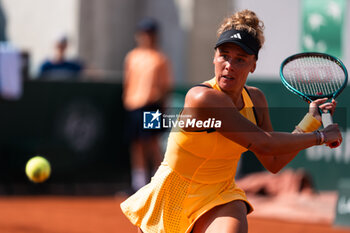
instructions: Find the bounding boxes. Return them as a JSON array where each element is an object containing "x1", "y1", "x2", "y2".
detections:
[{"x1": 250, "y1": 62, "x2": 256, "y2": 73}]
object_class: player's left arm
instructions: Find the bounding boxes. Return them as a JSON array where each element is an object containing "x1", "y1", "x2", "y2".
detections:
[{"x1": 248, "y1": 87, "x2": 337, "y2": 173}]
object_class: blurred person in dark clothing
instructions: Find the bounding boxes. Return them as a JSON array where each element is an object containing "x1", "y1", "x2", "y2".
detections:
[{"x1": 38, "y1": 35, "x2": 83, "y2": 80}]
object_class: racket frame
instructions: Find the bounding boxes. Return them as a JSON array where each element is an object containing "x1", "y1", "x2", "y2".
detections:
[{"x1": 280, "y1": 52, "x2": 348, "y2": 103}]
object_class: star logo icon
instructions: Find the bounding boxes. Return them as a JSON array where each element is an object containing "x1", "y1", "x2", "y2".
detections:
[
  {"x1": 143, "y1": 110, "x2": 162, "y2": 129},
  {"x1": 150, "y1": 109, "x2": 162, "y2": 122},
  {"x1": 327, "y1": 1, "x2": 341, "y2": 21},
  {"x1": 308, "y1": 13, "x2": 325, "y2": 31}
]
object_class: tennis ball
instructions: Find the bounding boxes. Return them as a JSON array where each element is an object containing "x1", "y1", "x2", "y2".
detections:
[{"x1": 25, "y1": 156, "x2": 51, "y2": 183}]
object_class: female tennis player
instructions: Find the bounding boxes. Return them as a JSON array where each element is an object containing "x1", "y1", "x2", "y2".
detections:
[{"x1": 120, "y1": 9, "x2": 342, "y2": 233}]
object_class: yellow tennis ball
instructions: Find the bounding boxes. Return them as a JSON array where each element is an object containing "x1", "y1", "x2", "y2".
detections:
[{"x1": 25, "y1": 156, "x2": 51, "y2": 183}]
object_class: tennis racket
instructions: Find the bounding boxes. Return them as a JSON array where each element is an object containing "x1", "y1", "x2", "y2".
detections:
[{"x1": 280, "y1": 52, "x2": 348, "y2": 147}]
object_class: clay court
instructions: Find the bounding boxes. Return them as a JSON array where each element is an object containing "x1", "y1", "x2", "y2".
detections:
[{"x1": 0, "y1": 193, "x2": 349, "y2": 233}]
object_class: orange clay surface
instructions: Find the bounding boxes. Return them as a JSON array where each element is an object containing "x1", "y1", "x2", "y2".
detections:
[{"x1": 0, "y1": 195, "x2": 349, "y2": 233}]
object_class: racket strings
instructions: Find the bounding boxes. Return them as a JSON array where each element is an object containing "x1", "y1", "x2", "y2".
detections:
[{"x1": 283, "y1": 56, "x2": 345, "y2": 97}]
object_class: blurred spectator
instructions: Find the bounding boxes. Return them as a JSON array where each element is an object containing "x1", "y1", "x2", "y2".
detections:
[
  {"x1": 38, "y1": 35, "x2": 83, "y2": 80},
  {"x1": 236, "y1": 169, "x2": 315, "y2": 196},
  {"x1": 123, "y1": 18, "x2": 173, "y2": 192},
  {"x1": 0, "y1": 42, "x2": 22, "y2": 100}
]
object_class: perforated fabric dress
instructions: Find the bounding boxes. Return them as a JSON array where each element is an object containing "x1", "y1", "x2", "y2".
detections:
[{"x1": 120, "y1": 78, "x2": 257, "y2": 233}]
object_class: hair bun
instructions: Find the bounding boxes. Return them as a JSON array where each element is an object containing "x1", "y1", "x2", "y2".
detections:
[
  {"x1": 237, "y1": 10, "x2": 259, "y2": 28},
  {"x1": 217, "y1": 9, "x2": 265, "y2": 48}
]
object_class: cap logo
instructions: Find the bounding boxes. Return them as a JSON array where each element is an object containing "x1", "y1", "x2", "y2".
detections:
[
  {"x1": 231, "y1": 33, "x2": 242, "y2": 39},
  {"x1": 215, "y1": 29, "x2": 260, "y2": 59}
]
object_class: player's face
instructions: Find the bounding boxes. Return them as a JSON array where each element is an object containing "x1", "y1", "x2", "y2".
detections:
[{"x1": 213, "y1": 43, "x2": 256, "y2": 93}]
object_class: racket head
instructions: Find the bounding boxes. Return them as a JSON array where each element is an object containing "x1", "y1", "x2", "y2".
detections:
[{"x1": 280, "y1": 52, "x2": 348, "y2": 102}]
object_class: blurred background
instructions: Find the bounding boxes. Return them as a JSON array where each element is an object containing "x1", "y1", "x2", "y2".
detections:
[{"x1": 1, "y1": 0, "x2": 350, "y2": 230}]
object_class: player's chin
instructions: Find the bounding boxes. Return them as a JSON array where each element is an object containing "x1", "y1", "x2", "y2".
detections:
[{"x1": 218, "y1": 77, "x2": 237, "y2": 90}]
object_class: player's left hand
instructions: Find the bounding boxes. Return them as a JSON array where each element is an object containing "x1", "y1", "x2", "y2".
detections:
[{"x1": 309, "y1": 98, "x2": 337, "y2": 121}]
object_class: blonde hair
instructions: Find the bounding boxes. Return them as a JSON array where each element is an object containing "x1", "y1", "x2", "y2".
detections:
[{"x1": 217, "y1": 9, "x2": 265, "y2": 48}]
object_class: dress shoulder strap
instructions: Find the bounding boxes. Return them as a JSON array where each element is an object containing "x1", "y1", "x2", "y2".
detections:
[
  {"x1": 242, "y1": 86, "x2": 259, "y2": 125},
  {"x1": 193, "y1": 84, "x2": 212, "y2": 88}
]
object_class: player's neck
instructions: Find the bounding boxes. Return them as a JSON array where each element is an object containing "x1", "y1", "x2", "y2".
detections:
[{"x1": 225, "y1": 89, "x2": 244, "y2": 110}]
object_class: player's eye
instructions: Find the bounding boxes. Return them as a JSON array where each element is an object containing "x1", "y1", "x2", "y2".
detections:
[
  {"x1": 236, "y1": 58, "x2": 245, "y2": 63},
  {"x1": 218, "y1": 54, "x2": 230, "y2": 62}
]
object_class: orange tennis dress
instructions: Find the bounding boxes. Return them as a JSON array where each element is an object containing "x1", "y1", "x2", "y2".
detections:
[{"x1": 120, "y1": 78, "x2": 257, "y2": 233}]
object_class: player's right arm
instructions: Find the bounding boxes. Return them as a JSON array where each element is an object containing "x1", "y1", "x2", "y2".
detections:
[{"x1": 182, "y1": 87, "x2": 342, "y2": 167}]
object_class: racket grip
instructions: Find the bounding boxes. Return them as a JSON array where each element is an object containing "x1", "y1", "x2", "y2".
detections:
[
  {"x1": 321, "y1": 112, "x2": 339, "y2": 148},
  {"x1": 321, "y1": 112, "x2": 333, "y2": 127}
]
